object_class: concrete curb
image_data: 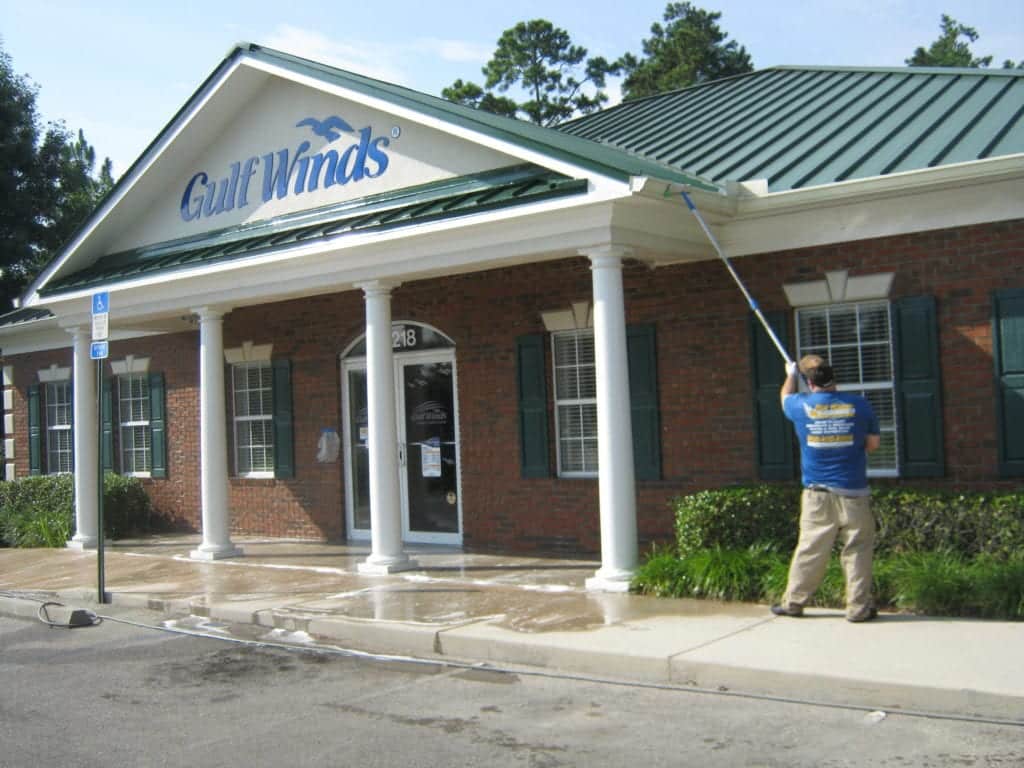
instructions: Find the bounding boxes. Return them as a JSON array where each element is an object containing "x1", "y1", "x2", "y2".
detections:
[{"x1": 4, "y1": 590, "x2": 1022, "y2": 724}]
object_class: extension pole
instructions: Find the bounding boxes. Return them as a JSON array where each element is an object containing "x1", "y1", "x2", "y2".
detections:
[{"x1": 679, "y1": 190, "x2": 793, "y2": 364}]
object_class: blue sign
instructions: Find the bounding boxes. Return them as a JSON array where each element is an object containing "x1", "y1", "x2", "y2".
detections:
[
  {"x1": 180, "y1": 114, "x2": 395, "y2": 223},
  {"x1": 92, "y1": 292, "x2": 109, "y2": 315},
  {"x1": 90, "y1": 341, "x2": 109, "y2": 360}
]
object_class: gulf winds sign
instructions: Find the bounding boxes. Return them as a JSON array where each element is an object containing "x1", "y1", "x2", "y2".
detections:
[{"x1": 180, "y1": 115, "x2": 396, "y2": 223}]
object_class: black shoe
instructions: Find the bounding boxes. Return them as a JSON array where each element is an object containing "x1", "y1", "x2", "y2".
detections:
[
  {"x1": 847, "y1": 608, "x2": 878, "y2": 623},
  {"x1": 770, "y1": 603, "x2": 804, "y2": 618}
]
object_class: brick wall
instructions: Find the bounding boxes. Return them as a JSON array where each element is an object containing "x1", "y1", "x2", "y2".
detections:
[{"x1": 3, "y1": 218, "x2": 1021, "y2": 553}]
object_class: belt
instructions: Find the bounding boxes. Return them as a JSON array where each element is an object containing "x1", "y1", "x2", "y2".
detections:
[{"x1": 806, "y1": 484, "x2": 831, "y2": 492}]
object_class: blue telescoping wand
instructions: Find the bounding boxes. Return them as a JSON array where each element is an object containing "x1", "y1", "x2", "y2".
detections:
[{"x1": 679, "y1": 189, "x2": 794, "y2": 365}]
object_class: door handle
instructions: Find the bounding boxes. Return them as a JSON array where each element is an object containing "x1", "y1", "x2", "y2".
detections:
[{"x1": 398, "y1": 443, "x2": 406, "y2": 467}]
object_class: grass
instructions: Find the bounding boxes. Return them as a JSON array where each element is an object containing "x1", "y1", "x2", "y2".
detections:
[{"x1": 633, "y1": 546, "x2": 1024, "y2": 621}]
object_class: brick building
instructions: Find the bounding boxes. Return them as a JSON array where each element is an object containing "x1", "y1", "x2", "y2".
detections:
[{"x1": 1, "y1": 46, "x2": 1021, "y2": 590}]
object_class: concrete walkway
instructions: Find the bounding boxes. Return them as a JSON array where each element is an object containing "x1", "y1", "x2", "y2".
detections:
[{"x1": 1, "y1": 536, "x2": 1021, "y2": 723}]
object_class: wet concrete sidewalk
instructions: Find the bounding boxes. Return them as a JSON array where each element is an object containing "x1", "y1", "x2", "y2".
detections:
[{"x1": 2, "y1": 535, "x2": 1022, "y2": 723}]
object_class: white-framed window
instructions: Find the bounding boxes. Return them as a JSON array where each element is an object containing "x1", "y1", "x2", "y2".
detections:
[
  {"x1": 118, "y1": 374, "x2": 151, "y2": 475},
  {"x1": 796, "y1": 299, "x2": 898, "y2": 476},
  {"x1": 552, "y1": 330, "x2": 598, "y2": 476},
  {"x1": 45, "y1": 381, "x2": 73, "y2": 474},
  {"x1": 232, "y1": 362, "x2": 274, "y2": 476}
]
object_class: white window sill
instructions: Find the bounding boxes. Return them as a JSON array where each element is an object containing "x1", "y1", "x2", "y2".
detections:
[{"x1": 236, "y1": 472, "x2": 275, "y2": 480}]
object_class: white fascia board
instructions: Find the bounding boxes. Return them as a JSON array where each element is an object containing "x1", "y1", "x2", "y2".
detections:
[
  {"x1": 735, "y1": 154, "x2": 1023, "y2": 218},
  {"x1": 36, "y1": 194, "x2": 620, "y2": 323},
  {"x1": 721, "y1": 156, "x2": 1024, "y2": 256},
  {"x1": 242, "y1": 57, "x2": 631, "y2": 195},
  {"x1": 22, "y1": 60, "x2": 253, "y2": 309}
]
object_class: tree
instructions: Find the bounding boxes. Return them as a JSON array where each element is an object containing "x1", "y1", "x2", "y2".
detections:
[
  {"x1": 442, "y1": 19, "x2": 621, "y2": 126},
  {"x1": 0, "y1": 42, "x2": 113, "y2": 310},
  {"x1": 621, "y1": 2, "x2": 753, "y2": 101},
  {"x1": 906, "y1": 14, "x2": 1018, "y2": 68}
]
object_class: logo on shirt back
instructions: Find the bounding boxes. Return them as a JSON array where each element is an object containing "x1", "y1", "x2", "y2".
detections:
[{"x1": 803, "y1": 402, "x2": 855, "y2": 449}]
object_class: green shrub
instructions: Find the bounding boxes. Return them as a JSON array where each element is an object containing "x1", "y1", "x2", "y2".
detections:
[
  {"x1": 0, "y1": 474, "x2": 74, "y2": 547},
  {"x1": 673, "y1": 485, "x2": 798, "y2": 557},
  {"x1": 672, "y1": 485, "x2": 1024, "y2": 560},
  {"x1": 633, "y1": 545, "x2": 782, "y2": 602},
  {"x1": 889, "y1": 551, "x2": 974, "y2": 616},
  {"x1": 965, "y1": 554, "x2": 1024, "y2": 620},
  {"x1": 102, "y1": 473, "x2": 153, "y2": 538},
  {"x1": 873, "y1": 489, "x2": 1024, "y2": 559},
  {"x1": 0, "y1": 473, "x2": 154, "y2": 547}
]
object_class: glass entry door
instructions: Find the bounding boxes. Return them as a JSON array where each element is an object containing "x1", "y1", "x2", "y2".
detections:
[{"x1": 342, "y1": 348, "x2": 461, "y2": 545}]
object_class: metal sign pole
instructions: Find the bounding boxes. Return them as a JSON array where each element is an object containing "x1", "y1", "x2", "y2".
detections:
[
  {"x1": 91, "y1": 291, "x2": 110, "y2": 605},
  {"x1": 96, "y1": 357, "x2": 106, "y2": 604}
]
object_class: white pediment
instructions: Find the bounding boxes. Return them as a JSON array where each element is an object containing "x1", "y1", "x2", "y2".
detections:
[{"x1": 108, "y1": 76, "x2": 519, "y2": 252}]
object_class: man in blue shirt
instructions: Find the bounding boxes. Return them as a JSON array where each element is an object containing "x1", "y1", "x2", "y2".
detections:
[{"x1": 773, "y1": 355, "x2": 881, "y2": 623}]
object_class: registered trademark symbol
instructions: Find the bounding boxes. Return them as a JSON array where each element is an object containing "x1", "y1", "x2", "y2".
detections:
[{"x1": 391, "y1": 126, "x2": 401, "y2": 139}]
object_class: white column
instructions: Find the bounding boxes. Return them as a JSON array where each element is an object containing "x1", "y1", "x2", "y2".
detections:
[
  {"x1": 67, "y1": 328, "x2": 98, "y2": 550},
  {"x1": 583, "y1": 247, "x2": 639, "y2": 592},
  {"x1": 356, "y1": 281, "x2": 415, "y2": 574},
  {"x1": 190, "y1": 307, "x2": 242, "y2": 560}
]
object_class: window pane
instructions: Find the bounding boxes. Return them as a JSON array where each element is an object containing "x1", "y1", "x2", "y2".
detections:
[
  {"x1": 869, "y1": 431, "x2": 898, "y2": 472},
  {"x1": 559, "y1": 404, "x2": 580, "y2": 438},
  {"x1": 859, "y1": 303, "x2": 890, "y2": 342},
  {"x1": 553, "y1": 331, "x2": 598, "y2": 475},
  {"x1": 798, "y1": 309, "x2": 829, "y2": 348},
  {"x1": 830, "y1": 347, "x2": 861, "y2": 385},
  {"x1": 829, "y1": 307, "x2": 858, "y2": 344},
  {"x1": 860, "y1": 343, "x2": 892, "y2": 382},
  {"x1": 560, "y1": 439, "x2": 584, "y2": 473}
]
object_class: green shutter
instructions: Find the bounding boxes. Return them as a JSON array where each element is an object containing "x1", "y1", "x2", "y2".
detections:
[
  {"x1": 993, "y1": 289, "x2": 1024, "y2": 477},
  {"x1": 28, "y1": 384, "x2": 41, "y2": 476},
  {"x1": 751, "y1": 311, "x2": 795, "y2": 481},
  {"x1": 149, "y1": 372, "x2": 167, "y2": 478},
  {"x1": 272, "y1": 359, "x2": 295, "y2": 479},
  {"x1": 516, "y1": 334, "x2": 549, "y2": 478},
  {"x1": 626, "y1": 324, "x2": 661, "y2": 481},
  {"x1": 894, "y1": 296, "x2": 945, "y2": 477},
  {"x1": 101, "y1": 375, "x2": 114, "y2": 473}
]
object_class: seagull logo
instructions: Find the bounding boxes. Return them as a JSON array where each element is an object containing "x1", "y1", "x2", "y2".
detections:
[{"x1": 295, "y1": 115, "x2": 354, "y2": 142}]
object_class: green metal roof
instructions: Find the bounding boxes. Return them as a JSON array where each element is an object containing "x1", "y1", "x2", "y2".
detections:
[
  {"x1": 41, "y1": 165, "x2": 586, "y2": 295},
  {"x1": 559, "y1": 66, "x2": 1024, "y2": 192}
]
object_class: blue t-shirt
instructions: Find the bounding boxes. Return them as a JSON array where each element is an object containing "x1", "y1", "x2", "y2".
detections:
[{"x1": 783, "y1": 391, "x2": 880, "y2": 492}]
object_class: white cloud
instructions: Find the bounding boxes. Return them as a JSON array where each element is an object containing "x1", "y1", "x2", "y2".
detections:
[
  {"x1": 414, "y1": 38, "x2": 492, "y2": 64},
  {"x1": 260, "y1": 24, "x2": 409, "y2": 85}
]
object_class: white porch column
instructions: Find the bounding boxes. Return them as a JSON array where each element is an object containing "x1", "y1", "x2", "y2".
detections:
[
  {"x1": 190, "y1": 307, "x2": 242, "y2": 560},
  {"x1": 356, "y1": 281, "x2": 415, "y2": 574},
  {"x1": 67, "y1": 328, "x2": 98, "y2": 550},
  {"x1": 582, "y1": 247, "x2": 638, "y2": 592}
]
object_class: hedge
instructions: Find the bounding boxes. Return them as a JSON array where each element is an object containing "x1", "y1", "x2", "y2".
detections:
[
  {"x1": 674, "y1": 485, "x2": 1024, "y2": 560},
  {"x1": 0, "y1": 473, "x2": 157, "y2": 547}
]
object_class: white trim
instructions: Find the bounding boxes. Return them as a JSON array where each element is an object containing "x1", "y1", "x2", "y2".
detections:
[
  {"x1": 4, "y1": 438, "x2": 14, "y2": 459},
  {"x1": 110, "y1": 355, "x2": 151, "y2": 375},
  {"x1": 2, "y1": 365, "x2": 12, "y2": 386},
  {"x1": 38, "y1": 364, "x2": 71, "y2": 383},
  {"x1": 3, "y1": 390, "x2": 12, "y2": 411},
  {"x1": 784, "y1": 270, "x2": 894, "y2": 307},
  {"x1": 3, "y1": 413, "x2": 12, "y2": 433},
  {"x1": 224, "y1": 341, "x2": 273, "y2": 364}
]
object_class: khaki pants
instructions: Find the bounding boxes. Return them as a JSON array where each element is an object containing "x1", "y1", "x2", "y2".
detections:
[{"x1": 782, "y1": 489, "x2": 875, "y2": 618}]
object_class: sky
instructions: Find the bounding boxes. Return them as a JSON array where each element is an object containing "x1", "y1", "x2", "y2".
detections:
[{"x1": 2, "y1": 0, "x2": 1021, "y2": 178}]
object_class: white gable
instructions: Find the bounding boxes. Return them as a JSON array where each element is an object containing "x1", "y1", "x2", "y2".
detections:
[{"x1": 109, "y1": 76, "x2": 520, "y2": 252}]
